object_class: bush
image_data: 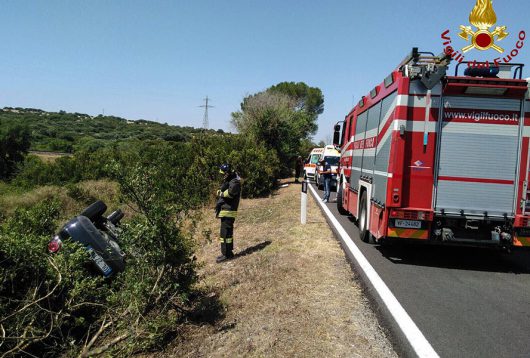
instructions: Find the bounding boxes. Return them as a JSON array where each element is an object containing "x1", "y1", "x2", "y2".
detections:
[
  {"x1": 189, "y1": 134, "x2": 279, "y2": 198},
  {"x1": 0, "y1": 123, "x2": 30, "y2": 179},
  {"x1": 12, "y1": 134, "x2": 279, "y2": 199},
  {"x1": 1, "y1": 131, "x2": 280, "y2": 356},
  {"x1": 0, "y1": 199, "x2": 106, "y2": 357}
]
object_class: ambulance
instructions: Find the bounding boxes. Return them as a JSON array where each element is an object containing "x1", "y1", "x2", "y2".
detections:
[
  {"x1": 315, "y1": 145, "x2": 341, "y2": 190},
  {"x1": 303, "y1": 147, "x2": 323, "y2": 181}
]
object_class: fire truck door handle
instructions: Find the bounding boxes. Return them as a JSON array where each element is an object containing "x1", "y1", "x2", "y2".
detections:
[{"x1": 399, "y1": 125, "x2": 405, "y2": 136}]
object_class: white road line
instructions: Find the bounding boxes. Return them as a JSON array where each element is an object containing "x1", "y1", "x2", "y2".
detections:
[{"x1": 308, "y1": 184, "x2": 439, "y2": 358}]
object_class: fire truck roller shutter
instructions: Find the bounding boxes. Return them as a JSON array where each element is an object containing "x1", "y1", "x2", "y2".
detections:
[
  {"x1": 361, "y1": 101, "x2": 382, "y2": 177},
  {"x1": 350, "y1": 110, "x2": 368, "y2": 190},
  {"x1": 435, "y1": 96, "x2": 522, "y2": 217},
  {"x1": 373, "y1": 91, "x2": 398, "y2": 206}
]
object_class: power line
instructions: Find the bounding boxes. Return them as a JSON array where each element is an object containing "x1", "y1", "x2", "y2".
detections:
[{"x1": 199, "y1": 96, "x2": 214, "y2": 129}]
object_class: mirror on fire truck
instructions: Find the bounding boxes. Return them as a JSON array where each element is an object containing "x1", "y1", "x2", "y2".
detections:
[{"x1": 333, "y1": 124, "x2": 341, "y2": 146}]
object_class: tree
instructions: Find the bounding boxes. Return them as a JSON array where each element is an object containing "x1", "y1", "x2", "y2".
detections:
[
  {"x1": 231, "y1": 82, "x2": 324, "y2": 176},
  {"x1": 0, "y1": 124, "x2": 30, "y2": 179},
  {"x1": 269, "y1": 82, "x2": 324, "y2": 118}
]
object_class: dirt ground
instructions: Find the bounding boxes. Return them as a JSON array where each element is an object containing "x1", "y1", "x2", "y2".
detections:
[{"x1": 158, "y1": 180, "x2": 397, "y2": 358}]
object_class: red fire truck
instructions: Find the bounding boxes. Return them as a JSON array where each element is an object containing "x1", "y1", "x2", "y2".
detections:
[{"x1": 333, "y1": 48, "x2": 530, "y2": 248}]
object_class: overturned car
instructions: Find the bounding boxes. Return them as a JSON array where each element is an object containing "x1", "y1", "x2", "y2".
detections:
[{"x1": 48, "y1": 201, "x2": 126, "y2": 277}]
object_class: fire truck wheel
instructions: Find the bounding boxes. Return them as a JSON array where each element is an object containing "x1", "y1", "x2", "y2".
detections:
[
  {"x1": 359, "y1": 192, "x2": 370, "y2": 242},
  {"x1": 336, "y1": 185, "x2": 348, "y2": 215}
]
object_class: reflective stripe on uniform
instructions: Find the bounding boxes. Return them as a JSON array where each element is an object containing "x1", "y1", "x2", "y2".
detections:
[
  {"x1": 225, "y1": 237, "x2": 233, "y2": 243},
  {"x1": 219, "y1": 210, "x2": 237, "y2": 218},
  {"x1": 222, "y1": 189, "x2": 232, "y2": 198}
]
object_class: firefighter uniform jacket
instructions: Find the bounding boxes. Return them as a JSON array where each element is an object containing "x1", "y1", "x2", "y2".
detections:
[{"x1": 218, "y1": 173, "x2": 241, "y2": 218}]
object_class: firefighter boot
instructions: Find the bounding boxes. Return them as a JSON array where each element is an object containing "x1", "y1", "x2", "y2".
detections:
[
  {"x1": 216, "y1": 243, "x2": 231, "y2": 263},
  {"x1": 226, "y1": 240, "x2": 234, "y2": 259}
]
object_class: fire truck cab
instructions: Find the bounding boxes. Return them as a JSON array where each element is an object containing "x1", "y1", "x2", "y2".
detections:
[{"x1": 334, "y1": 48, "x2": 530, "y2": 248}]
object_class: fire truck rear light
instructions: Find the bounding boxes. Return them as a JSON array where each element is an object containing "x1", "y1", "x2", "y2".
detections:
[
  {"x1": 390, "y1": 210, "x2": 404, "y2": 219},
  {"x1": 390, "y1": 210, "x2": 433, "y2": 221},
  {"x1": 392, "y1": 194, "x2": 400, "y2": 203}
]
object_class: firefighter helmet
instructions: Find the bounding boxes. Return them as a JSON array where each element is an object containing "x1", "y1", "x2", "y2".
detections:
[{"x1": 219, "y1": 163, "x2": 232, "y2": 174}]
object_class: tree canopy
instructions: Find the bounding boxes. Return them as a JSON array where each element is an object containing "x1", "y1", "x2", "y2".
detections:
[
  {"x1": 0, "y1": 107, "x2": 221, "y2": 153},
  {"x1": 0, "y1": 123, "x2": 30, "y2": 179},
  {"x1": 231, "y1": 82, "x2": 324, "y2": 175}
]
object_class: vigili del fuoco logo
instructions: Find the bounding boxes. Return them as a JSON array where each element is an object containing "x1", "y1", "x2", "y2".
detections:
[{"x1": 440, "y1": 0, "x2": 525, "y2": 67}]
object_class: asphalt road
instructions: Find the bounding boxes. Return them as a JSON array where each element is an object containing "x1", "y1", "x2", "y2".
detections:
[{"x1": 311, "y1": 183, "x2": 530, "y2": 358}]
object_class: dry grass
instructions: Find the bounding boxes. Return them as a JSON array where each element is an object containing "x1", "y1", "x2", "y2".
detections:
[
  {"x1": 0, "y1": 180, "x2": 121, "y2": 222},
  {"x1": 31, "y1": 152, "x2": 71, "y2": 162},
  {"x1": 158, "y1": 180, "x2": 397, "y2": 358}
]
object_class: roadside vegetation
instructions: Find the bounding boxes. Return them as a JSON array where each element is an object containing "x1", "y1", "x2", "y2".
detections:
[
  {"x1": 159, "y1": 182, "x2": 396, "y2": 357},
  {"x1": 0, "y1": 82, "x2": 331, "y2": 356}
]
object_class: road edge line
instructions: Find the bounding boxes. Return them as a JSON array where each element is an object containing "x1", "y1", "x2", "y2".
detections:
[{"x1": 309, "y1": 184, "x2": 439, "y2": 358}]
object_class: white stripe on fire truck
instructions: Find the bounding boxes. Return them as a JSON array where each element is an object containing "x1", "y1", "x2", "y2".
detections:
[
  {"x1": 374, "y1": 170, "x2": 393, "y2": 178},
  {"x1": 396, "y1": 95, "x2": 441, "y2": 108},
  {"x1": 393, "y1": 120, "x2": 437, "y2": 133},
  {"x1": 350, "y1": 119, "x2": 427, "y2": 157},
  {"x1": 351, "y1": 166, "x2": 392, "y2": 178}
]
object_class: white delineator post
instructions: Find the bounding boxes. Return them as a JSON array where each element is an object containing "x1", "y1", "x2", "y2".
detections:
[{"x1": 301, "y1": 179, "x2": 308, "y2": 224}]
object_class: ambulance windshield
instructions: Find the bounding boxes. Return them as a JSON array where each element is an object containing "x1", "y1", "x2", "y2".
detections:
[
  {"x1": 310, "y1": 154, "x2": 320, "y2": 164},
  {"x1": 324, "y1": 156, "x2": 339, "y2": 165}
]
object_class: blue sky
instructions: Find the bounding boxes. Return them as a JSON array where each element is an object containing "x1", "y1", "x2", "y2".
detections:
[{"x1": 1, "y1": 0, "x2": 529, "y2": 142}]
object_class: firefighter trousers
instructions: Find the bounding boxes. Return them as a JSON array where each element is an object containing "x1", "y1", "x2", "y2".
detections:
[{"x1": 219, "y1": 217, "x2": 235, "y2": 257}]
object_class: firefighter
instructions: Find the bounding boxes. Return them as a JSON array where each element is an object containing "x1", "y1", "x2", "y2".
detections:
[
  {"x1": 215, "y1": 163, "x2": 241, "y2": 263},
  {"x1": 320, "y1": 159, "x2": 332, "y2": 203},
  {"x1": 295, "y1": 156, "x2": 304, "y2": 183}
]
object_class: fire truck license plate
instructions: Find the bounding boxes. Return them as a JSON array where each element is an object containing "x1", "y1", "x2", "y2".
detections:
[{"x1": 395, "y1": 220, "x2": 421, "y2": 229}]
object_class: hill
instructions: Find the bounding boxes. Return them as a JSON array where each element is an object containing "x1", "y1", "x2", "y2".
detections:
[{"x1": 0, "y1": 107, "x2": 224, "y2": 152}]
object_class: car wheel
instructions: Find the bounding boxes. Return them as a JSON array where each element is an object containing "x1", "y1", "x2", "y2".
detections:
[
  {"x1": 80, "y1": 200, "x2": 107, "y2": 221},
  {"x1": 107, "y1": 209, "x2": 124, "y2": 225}
]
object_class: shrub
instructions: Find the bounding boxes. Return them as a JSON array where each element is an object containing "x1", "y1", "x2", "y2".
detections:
[
  {"x1": 1, "y1": 154, "x2": 205, "y2": 356},
  {"x1": 0, "y1": 199, "x2": 106, "y2": 357},
  {"x1": 189, "y1": 133, "x2": 279, "y2": 198},
  {"x1": 1, "y1": 131, "x2": 279, "y2": 356}
]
